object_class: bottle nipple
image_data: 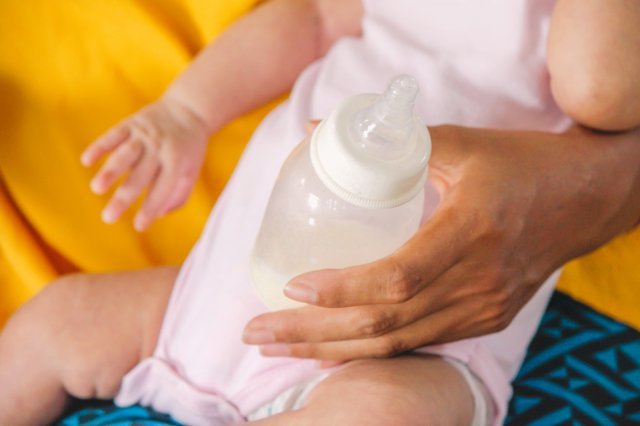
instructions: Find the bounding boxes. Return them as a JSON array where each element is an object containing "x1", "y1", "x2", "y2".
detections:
[
  {"x1": 352, "y1": 75, "x2": 419, "y2": 157},
  {"x1": 310, "y1": 74, "x2": 430, "y2": 209}
]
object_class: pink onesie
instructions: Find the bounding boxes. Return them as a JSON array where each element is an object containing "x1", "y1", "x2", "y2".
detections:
[{"x1": 115, "y1": 0, "x2": 572, "y2": 424}]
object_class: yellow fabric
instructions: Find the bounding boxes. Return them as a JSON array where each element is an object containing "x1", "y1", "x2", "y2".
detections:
[
  {"x1": 0, "y1": 0, "x2": 274, "y2": 326},
  {"x1": 0, "y1": 1, "x2": 638, "y2": 333},
  {"x1": 557, "y1": 228, "x2": 640, "y2": 330}
]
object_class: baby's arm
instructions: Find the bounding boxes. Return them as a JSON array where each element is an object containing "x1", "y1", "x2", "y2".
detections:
[
  {"x1": 166, "y1": 0, "x2": 364, "y2": 135},
  {"x1": 548, "y1": 0, "x2": 640, "y2": 131},
  {"x1": 83, "y1": 0, "x2": 364, "y2": 231}
]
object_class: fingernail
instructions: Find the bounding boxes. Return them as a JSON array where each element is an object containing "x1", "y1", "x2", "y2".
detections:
[
  {"x1": 243, "y1": 329, "x2": 276, "y2": 344},
  {"x1": 304, "y1": 121, "x2": 316, "y2": 134},
  {"x1": 90, "y1": 180, "x2": 104, "y2": 194},
  {"x1": 284, "y1": 282, "x2": 318, "y2": 304},
  {"x1": 134, "y1": 214, "x2": 148, "y2": 232},
  {"x1": 101, "y1": 208, "x2": 117, "y2": 224},
  {"x1": 317, "y1": 360, "x2": 344, "y2": 369},
  {"x1": 260, "y1": 344, "x2": 291, "y2": 357}
]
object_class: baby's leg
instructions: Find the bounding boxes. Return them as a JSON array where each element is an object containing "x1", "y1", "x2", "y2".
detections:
[
  {"x1": 252, "y1": 355, "x2": 476, "y2": 426},
  {"x1": 0, "y1": 266, "x2": 177, "y2": 426}
]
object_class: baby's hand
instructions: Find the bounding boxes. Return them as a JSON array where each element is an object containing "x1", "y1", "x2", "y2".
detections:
[{"x1": 81, "y1": 95, "x2": 209, "y2": 231}]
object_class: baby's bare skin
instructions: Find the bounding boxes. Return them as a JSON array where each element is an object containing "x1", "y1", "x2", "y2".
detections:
[
  {"x1": 1, "y1": 0, "x2": 639, "y2": 424},
  {"x1": 0, "y1": 268, "x2": 473, "y2": 425},
  {"x1": 0, "y1": 268, "x2": 176, "y2": 425}
]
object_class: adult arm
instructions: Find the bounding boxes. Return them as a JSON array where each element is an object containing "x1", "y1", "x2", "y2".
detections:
[{"x1": 243, "y1": 125, "x2": 640, "y2": 360}]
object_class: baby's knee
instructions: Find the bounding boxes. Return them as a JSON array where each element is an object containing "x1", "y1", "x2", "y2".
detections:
[
  {"x1": 306, "y1": 358, "x2": 459, "y2": 425},
  {"x1": 1, "y1": 275, "x2": 123, "y2": 399},
  {"x1": 12, "y1": 274, "x2": 91, "y2": 324},
  {"x1": 42, "y1": 276, "x2": 126, "y2": 398},
  {"x1": 0, "y1": 275, "x2": 79, "y2": 349},
  {"x1": 0, "y1": 278, "x2": 78, "y2": 391}
]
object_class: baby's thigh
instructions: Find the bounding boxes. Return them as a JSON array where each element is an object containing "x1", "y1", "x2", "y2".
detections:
[
  {"x1": 255, "y1": 355, "x2": 474, "y2": 426},
  {"x1": 2, "y1": 267, "x2": 177, "y2": 399}
]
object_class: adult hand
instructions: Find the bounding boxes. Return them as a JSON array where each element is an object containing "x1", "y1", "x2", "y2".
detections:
[
  {"x1": 81, "y1": 94, "x2": 209, "y2": 231},
  {"x1": 243, "y1": 124, "x2": 640, "y2": 360}
]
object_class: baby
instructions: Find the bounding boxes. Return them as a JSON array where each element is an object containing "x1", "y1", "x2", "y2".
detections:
[{"x1": 1, "y1": 0, "x2": 637, "y2": 425}]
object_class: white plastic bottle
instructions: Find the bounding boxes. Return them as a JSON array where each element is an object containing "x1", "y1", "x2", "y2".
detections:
[{"x1": 250, "y1": 75, "x2": 431, "y2": 310}]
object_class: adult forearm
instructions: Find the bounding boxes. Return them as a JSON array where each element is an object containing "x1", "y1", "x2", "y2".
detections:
[
  {"x1": 575, "y1": 125, "x2": 640, "y2": 234},
  {"x1": 454, "y1": 124, "x2": 640, "y2": 263},
  {"x1": 242, "y1": 123, "x2": 640, "y2": 360}
]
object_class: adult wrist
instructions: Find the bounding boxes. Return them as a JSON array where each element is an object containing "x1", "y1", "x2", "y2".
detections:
[{"x1": 575, "y1": 125, "x2": 640, "y2": 234}]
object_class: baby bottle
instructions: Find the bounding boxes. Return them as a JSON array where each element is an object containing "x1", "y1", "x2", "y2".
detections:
[{"x1": 250, "y1": 75, "x2": 431, "y2": 310}]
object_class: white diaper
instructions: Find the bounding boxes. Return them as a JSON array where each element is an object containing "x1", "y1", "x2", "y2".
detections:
[
  {"x1": 247, "y1": 373, "x2": 330, "y2": 421},
  {"x1": 248, "y1": 358, "x2": 491, "y2": 426},
  {"x1": 446, "y1": 358, "x2": 493, "y2": 426}
]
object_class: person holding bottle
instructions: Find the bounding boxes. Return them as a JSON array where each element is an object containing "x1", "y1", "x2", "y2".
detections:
[{"x1": 1, "y1": 0, "x2": 639, "y2": 425}]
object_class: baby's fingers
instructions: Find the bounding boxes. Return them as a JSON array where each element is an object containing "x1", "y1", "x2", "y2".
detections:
[
  {"x1": 81, "y1": 126, "x2": 131, "y2": 167},
  {"x1": 134, "y1": 167, "x2": 180, "y2": 231},
  {"x1": 90, "y1": 139, "x2": 143, "y2": 195},
  {"x1": 101, "y1": 153, "x2": 159, "y2": 224},
  {"x1": 160, "y1": 177, "x2": 196, "y2": 215}
]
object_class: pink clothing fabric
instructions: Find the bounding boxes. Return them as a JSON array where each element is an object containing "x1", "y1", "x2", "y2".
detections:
[{"x1": 115, "y1": 0, "x2": 571, "y2": 424}]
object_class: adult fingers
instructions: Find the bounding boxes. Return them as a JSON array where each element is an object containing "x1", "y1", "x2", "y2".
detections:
[
  {"x1": 81, "y1": 125, "x2": 131, "y2": 167},
  {"x1": 244, "y1": 305, "x2": 407, "y2": 345},
  {"x1": 100, "y1": 153, "x2": 159, "y2": 224},
  {"x1": 257, "y1": 299, "x2": 473, "y2": 360},
  {"x1": 89, "y1": 139, "x2": 144, "y2": 195},
  {"x1": 304, "y1": 120, "x2": 321, "y2": 135},
  {"x1": 133, "y1": 165, "x2": 180, "y2": 231},
  {"x1": 244, "y1": 268, "x2": 459, "y2": 344},
  {"x1": 283, "y1": 198, "x2": 470, "y2": 308}
]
